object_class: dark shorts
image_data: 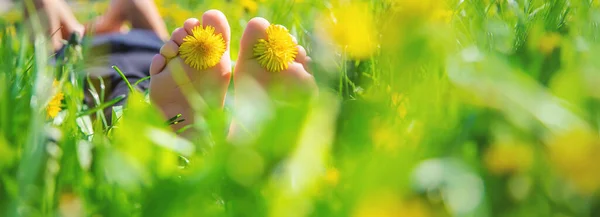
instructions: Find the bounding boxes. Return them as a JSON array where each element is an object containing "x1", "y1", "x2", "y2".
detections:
[{"x1": 67, "y1": 29, "x2": 163, "y2": 119}]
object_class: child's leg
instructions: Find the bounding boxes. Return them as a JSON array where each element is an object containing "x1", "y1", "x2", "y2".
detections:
[
  {"x1": 126, "y1": 0, "x2": 169, "y2": 40},
  {"x1": 24, "y1": 0, "x2": 84, "y2": 50},
  {"x1": 53, "y1": 0, "x2": 85, "y2": 39},
  {"x1": 92, "y1": 0, "x2": 127, "y2": 34},
  {"x1": 94, "y1": 0, "x2": 169, "y2": 40}
]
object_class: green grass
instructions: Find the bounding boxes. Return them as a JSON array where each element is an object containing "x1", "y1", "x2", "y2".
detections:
[{"x1": 2, "y1": 0, "x2": 600, "y2": 216}]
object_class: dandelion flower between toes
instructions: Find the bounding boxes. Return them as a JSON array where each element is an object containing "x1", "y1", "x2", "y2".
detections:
[
  {"x1": 253, "y1": 24, "x2": 298, "y2": 72},
  {"x1": 179, "y1": 25, "x2": 226, "y2": 71}
]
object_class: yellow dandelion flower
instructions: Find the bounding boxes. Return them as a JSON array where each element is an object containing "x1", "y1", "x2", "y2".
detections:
[
  {"x1": 386, "y1": 0, "x2": 452, "y2": 23},
  {"x1": 487, "y1": 5, "x2": 498, "y2": 17},
  {"x1": 91, "y1": 1, "x2": 109, "y2": 15},
  {"x1": 484, "y1": 142, "x2": 533, "y2": 175},
  {"x1": 322, "y1": 3, "x2": 378, "y2": 59},
  {"x1": 324, "y1": 168, "x2": 340, "y2": 186},
  {"x1": 391, "y1": 93, "x2": 409, "y2": 119},
  {"x1": 549, "y1": 129, "x2": 600, "y2": 194},
  {"x1": 253, "y1": 24, "x2": 298, "y2": 72},
  {"x1": 3, "y1": 10, "x2": 22, "y2": 24},
  {"x1": 431, "y1": 9, "x2": 453, "y2": 23},
  {"x1": 47, "y1": 80, "x2": 64, "y2": 118},
  {"x1": 371, "y1": 124, "x2": 399, "y2": 151},
  {"x1": 154, "y1": 0, "x2": 165, "y2": 7},
  {"x1": 353, "y1": 193, "x2": 431, "y2": 217},
  {"x1": 0, "y1": 25, "x2": 14, "y2": 41},
  {"x1": 165, "y1": 4, "x2": 193, "y2": 27},
  {"x1": 179, "y1": 25, "x2": 226, "y2": 71},
  {"x1": 539, "y1": 32, "x2": 561, "y2": 55},
  {"x1": 240, "y1": 0, "x2": 258, "y2": 14}
]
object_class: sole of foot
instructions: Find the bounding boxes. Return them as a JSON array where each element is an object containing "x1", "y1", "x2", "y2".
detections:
[
  {"x1": 234, "y1": 17, "x2": 316, "y2": 104},
  {"x1": 149, "y1": 10, "x2": 231, "y2": 132},
  {"x1": 230, "y1": 17, "x2": 317, "y2": 138}
]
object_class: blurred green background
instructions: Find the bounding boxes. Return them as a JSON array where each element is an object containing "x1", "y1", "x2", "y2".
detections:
[{"x1": 2, "y1": 0, "x2": 600, "y2": 216}]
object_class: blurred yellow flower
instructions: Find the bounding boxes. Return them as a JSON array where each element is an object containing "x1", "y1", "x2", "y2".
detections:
[
  {"x1": 549, "y1": 129, "x2": 600, "y2": 194},
  {"x1": 431, "y1": 9, "x2": 453, "y2": 23},
  {"x1": 156, "y1": 2, "x2": 168, "y2": 19},
  {"x1": 322, "y1": 3, "x2": 378, "y2": 59},
  {"x1": 487, "y1": 5, "x2": 498, "y2": 17},
  {"x1": 2, "y1": 10, "x2": 21, "y2": 24},
  {"x1": 324, "y1": 168, "x2": 340, "y2": 186},
  {"x1": 240, "y1": 0, "x2": 258, "y2": 14},
  {"x1": 91, "y1": 1, "x2": 109, "y2": 15},
  {"x1": 387, "y1": 0, "x2": 452, "y2": 23},
  {"x1": 47, "y1": 80, "x2": 64, "y2": 118},
  {"x1": 254, "y1": 24, "x2": 298, "y2": 72},
  {"x1": 179, "y1": 25, "x2": 226, "y2": 71},
  {"x1": 389, "y1": 0, "x2": 440, "y2": 13},
  {"x1": 391, "y1": 93, "x2": 409, "y2": 119},
  {"x1": 371, "y1": 122, "x2": 399, "y2": 151},
  {"x1": 539, "y1": 32, "x2": 561, "y2": 55},
  {"x1": 0, "y1": 25, "x2": 16, "y2": 41},
  {"x1": 155, "y1": 0, "x2": 165, "y2": 6},
  {"x1": 157, "y1": 3, "x2": 192, "y2": 26},
  {"x1": 484, "y1": 142, "x2": 533, "y2": 175},
  {"x1": 59, "y1": 192, "x2": 83, "y2": 217},
  {"x1": 353, "y1": 193, "x2": 431, "y2": 217}
]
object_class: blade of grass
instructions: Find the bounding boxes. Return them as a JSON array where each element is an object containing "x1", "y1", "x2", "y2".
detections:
[
  {"x1": 86, "y1": 75, "x2": 109, "y2": 128},
  {"x1": 134, "y1": 76, "x2": 151, "y2": 86},
  {"x1": 76, "y1": 94, "x2": 125, "y2": 118},
  {"x1": 112, "y1": 65, "x2": 134, "y2": 93}
]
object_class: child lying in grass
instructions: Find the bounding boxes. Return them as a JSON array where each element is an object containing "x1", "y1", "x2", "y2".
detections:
[{"x1": 27, "y1": 0, "x2": 316, "y2": 136}]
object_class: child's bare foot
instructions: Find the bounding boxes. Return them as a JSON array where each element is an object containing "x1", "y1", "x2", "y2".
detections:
[
  {"x1": 149, "y1": 10, "x2": 231, "y2": 131},
  {"x1": 234, "y1": 17, "x2": 316, "y2": 103},
  {"x1": 230, "y1": 18, "x2": 316, "y2": 137}
]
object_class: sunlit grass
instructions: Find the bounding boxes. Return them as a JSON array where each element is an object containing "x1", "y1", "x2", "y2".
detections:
[{"x1": 2, "y1": 0, "x2": 600, "y2": 216}]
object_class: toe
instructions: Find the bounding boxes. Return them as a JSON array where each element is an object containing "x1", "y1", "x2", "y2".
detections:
[
  {"x1": 202, "y1": 10, "x2": 231, "y2": 47},
  {"x1": 296, "y1": 45, "x2": 311, "y2": 72},
  {"x1": 150, "y1": 54, "x2": 167, "y2": 76},
  {"x1": 171, "y1": 27, "x2": 189, "y2": 45},
  {"x1": 160, "y1": 40, "x2": 179, "y2": 59},
  {"x1": 183, "y1": 18, "x2": 201, "y2": 35},
  {"x1": 303, "y1": 57, "x2": 312, "y2": 72},
  {"x1": 239, "y1": 17, "x2": 270, "y2": 60},
  {"x1": 281, "y1": 63, "x2": 317, "y2": 93},
  {"x1": 296, "y1": 45, "x2": 307, "y2": 64}
]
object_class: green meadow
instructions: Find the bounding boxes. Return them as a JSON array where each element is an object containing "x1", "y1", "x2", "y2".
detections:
[{"x1": 1, "y1": 0, "x2": 600, "y2": 216}]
